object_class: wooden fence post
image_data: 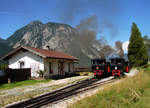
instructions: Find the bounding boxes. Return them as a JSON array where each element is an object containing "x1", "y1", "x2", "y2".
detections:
[{"x1": 8, "y1": 77, "x2": 11, "y2": 84}]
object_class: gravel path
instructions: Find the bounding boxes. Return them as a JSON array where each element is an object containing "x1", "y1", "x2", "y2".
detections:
[
  {"x1": 125, "y1": 68, "x2": 139, "y2": 76},
  {"x1": 0, "y1": 76, "x2": 92, "y2": 107}
]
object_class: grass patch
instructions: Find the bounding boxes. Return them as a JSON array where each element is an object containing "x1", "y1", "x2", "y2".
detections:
[
  {"x1": 0, "y1": 79, "x2": 51, "y2": 90},
  {"x1": 75, "y1": 72, "x2": 91, "y2": 76},
  {"x1": 68, "y1": 67, "x2": 150, "y2": 108}
]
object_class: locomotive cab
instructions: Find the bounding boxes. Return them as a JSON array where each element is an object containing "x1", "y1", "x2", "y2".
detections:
[
  {"x1": 124, "y1": 61, "x2": 129, "y2": 73},
  {"x1": 91, "y1": 58, "x2": 109, "y2": 78}
]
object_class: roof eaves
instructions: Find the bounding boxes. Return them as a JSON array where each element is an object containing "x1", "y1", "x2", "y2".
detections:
[
  {"x1": 0, "y1": 46, "x2": 47, "y2": 60},
  {"x1": 23, "y1": 47, "x2": 46, "y2": 58},
  {"x1": 0, "y1": 46, "x2": 22, "y2": 60},
  {"x1": 46, "y1": 56, "x2": 79, "y2": 60}
]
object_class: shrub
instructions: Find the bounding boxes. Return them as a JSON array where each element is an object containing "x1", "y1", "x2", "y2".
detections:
[{"x1": 37, "y1": 70, "x2": 44, "y2": 77}]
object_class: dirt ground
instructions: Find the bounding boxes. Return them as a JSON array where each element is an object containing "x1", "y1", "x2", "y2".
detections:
[{"x1": 0, "y1": 75, "x2": 92, "y2": 107}]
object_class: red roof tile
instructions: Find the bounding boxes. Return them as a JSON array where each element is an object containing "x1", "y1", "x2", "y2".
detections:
[
  {"x1": 24, "y1": 46, "x2": 78, "y2": 60},
  {"x1": 1, "y1": 46, "x2": 78, "y2": 60}
]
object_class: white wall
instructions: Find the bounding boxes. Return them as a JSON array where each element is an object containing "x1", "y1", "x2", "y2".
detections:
[
  {"x1": 64, "y1": 62, "x2": 74, "y2": 73},
  {"x1": 64, "y1": 62, "x2": 68, "y2": 72},
  {"x1": 9, "y1": 50, "x2": 44, "y2": 77},
  {"x1": 8, "y1": 50, "x2": 76, "y2": 78},
  {"x1": 44, "y1": 58, "x2": 58, "y2": 77},
  {"x1": 44, "y1": 59, "x2": 75, "y2": 77},
  {"x1": 70, "y1": 62, "x2": 74, "y2": 73}
]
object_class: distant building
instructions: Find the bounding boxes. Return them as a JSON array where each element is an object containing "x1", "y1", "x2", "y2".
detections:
[{"x1": 1, "y1": 46, "x2": 78, "y2": 78}]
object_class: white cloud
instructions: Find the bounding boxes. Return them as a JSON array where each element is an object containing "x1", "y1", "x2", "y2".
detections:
[{"x1": 122, "y1": 41, "x2": 129, "y2": 53}]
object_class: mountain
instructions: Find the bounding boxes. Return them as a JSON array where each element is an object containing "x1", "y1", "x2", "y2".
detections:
[
  {"x1": 7, "y1": 21, "x2": 101, "y2": 66},
  {"x1": 0, "y1": 38, "x2": 13, "y2": 57},
  {"x1": 0, "y1": 37, "x2": 6, "y2": 43}
]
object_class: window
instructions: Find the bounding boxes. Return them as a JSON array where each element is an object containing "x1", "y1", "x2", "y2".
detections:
[
  {"x1": 49, "y1": 62, "x2": 53, "y2": 74},
  {"x1": 68, "y1": 63, "x2": 71, "y2": 72},
  {"x1": 19, "y1": 61, "x2": 25, "y2": 69}
]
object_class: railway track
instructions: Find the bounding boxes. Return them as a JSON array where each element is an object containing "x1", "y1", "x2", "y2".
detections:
[{"x1": 5, "y1": 77, "x2": 117, "y2": 108}]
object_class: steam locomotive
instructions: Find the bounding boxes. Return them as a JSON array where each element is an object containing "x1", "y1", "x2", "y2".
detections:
[
  {"x1": 91, "y1": 58, "x2": 109, "y2": 78},
  {"x1": 91, "y1": 58, "x2": 129, "y2": 78},
  {"x1": 109, "y1": 58, "x2": 129, "y2": 78}
]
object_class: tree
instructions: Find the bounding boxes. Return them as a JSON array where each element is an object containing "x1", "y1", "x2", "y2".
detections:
[{"x1": 128, "y1": 22, "x2": 148, "y2": 67}]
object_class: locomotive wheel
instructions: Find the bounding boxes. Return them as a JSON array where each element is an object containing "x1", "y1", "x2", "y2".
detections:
[
  {"x1": 95, "y1": 75, "x2": 102, "y2": 79},
  {"x1": 114, "y1": 75, "x2": 120, "y2": 79}
]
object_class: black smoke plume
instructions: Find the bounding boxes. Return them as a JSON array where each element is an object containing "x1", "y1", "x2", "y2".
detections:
[
  {"x1": 59, "y1": 0, "x2": 122, "y2": 36},
  {"x1": 75, "y1": 15, "x2": 114, "y2": 58},
  {"x1": 57, "y1": 0, "x2": 123, "y2": 58},
  {"x1": 115, "y1": 41, "x2": 124, "y2": 58}
]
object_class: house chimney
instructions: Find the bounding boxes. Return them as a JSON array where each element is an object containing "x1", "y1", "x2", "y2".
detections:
[
  {"x1": 46, "y1": 45, "x2": 51, "y2": 51},
  {"x1": 46, "y1": 43, "x2": 55, "y2": 51}
]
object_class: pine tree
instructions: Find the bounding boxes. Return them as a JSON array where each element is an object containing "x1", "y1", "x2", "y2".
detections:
[{"x1": 128, "y1": 22, "x2": 148, "y2": 67}]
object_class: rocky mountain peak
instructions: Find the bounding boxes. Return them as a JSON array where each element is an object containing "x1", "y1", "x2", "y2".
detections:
[
  {"x1": 29, "y1": 21, "x2": 43, "y2": 26},
  {"x1": 5, "y1": 21, "x2": 101, "y2": 66}
]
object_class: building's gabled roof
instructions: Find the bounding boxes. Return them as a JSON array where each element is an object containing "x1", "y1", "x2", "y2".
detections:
[{"x1": 1, "y1": 46, "x2": 78, "y2": 60}]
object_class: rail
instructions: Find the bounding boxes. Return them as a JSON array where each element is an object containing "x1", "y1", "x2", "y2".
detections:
[{"x1": 5, "y1": 77, "x2": 118, "y2": 108}]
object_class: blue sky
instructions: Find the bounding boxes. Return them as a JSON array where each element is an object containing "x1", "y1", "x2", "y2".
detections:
[{"x1": 0, "y1": 0, "x2": 150, "y2": 46}]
